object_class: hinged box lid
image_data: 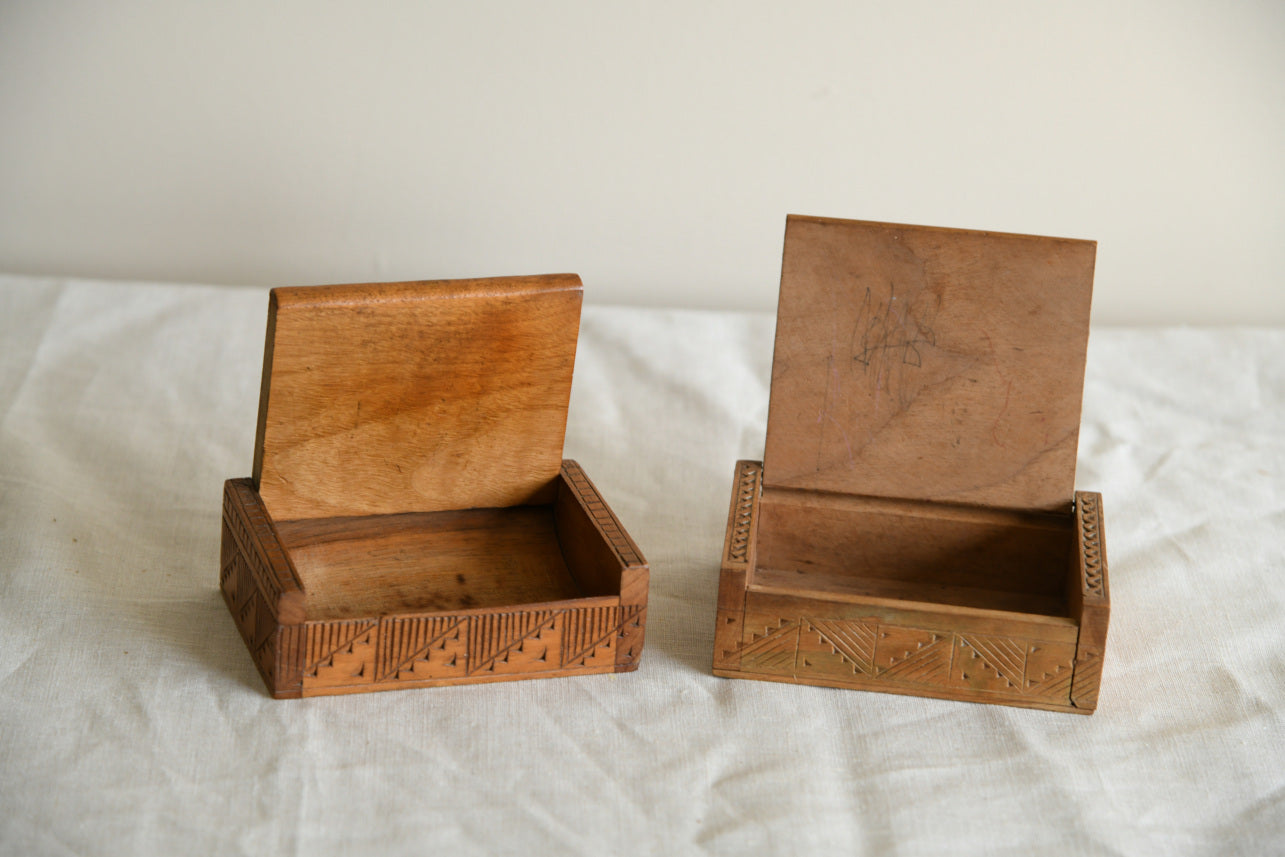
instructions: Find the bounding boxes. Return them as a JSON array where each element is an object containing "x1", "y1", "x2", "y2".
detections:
[
  {"x1": 762, "y1": 216, "x2": 1096, "y2": 512},
  {"x1": 253, "y1": 275, "x2": 583, "y2": 521}
]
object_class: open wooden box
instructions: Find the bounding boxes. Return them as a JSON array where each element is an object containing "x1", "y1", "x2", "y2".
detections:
[
  {"x1": 220, "y1": 275, "x2": 648, "y2": 698},
  {"x1": 713, "y1": 216, "x2": 1109, "y2": 713}
]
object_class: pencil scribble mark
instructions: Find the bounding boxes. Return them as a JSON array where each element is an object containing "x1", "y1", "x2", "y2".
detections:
[{"x1": 851, "y1": 284, "x2": 936, "y2": 379}]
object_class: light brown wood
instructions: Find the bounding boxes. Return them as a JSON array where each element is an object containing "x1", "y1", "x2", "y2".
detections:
[
  {"x1": 715, "y1": 215, "x2": 1111, "y2": 713},
  {"x1": 752, "y1": 487, "x2": 1072, "y2": 617},
  {"x1": 255, "y1": 276, "x2": 583, "y2": 521},
  {"x1": 763, "y1": 215, "x2": 1095, "y2": 513},
  {"x1": 275, "y1": 506, "x2": 587, "y2": 621},
  {"x1": 221, "y1": 277, "x2": 648, "y2": 697}
]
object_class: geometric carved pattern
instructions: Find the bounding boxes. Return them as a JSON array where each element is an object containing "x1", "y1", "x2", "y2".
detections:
[
  {"x1": 296, "y1": 605, "x2": 647, "y2": 692},
  {"x1": 305, "y1": 620, "x2": 378, "y2": 677},
  {"x1": 799, "y1": 618, "x2": 878, "y2": 677},
  {"x1": 1077, "y1": 492, "x2": 1105, "y2": 597},
  {"x1": 222, "y1": 479, "x2": 301, "y2": 606},
  {"x1": 469, "y1": 611, "x2": 560, "y2": 674},
  {"x1": 614, "y1": 606, "x2": 646, "y2": 670},
  {"x1": 223, "y1": 456, "x2": 649, "y2": 697},
  {"x1": 376, "y1": 616, "x2": 467, "y2": 681},
  {"x1": 305, "y1": 620, "x2": 376, "y2": 688},
  {"x1": 875, "y1": 626, "x2": 951, "y2": 686},
  {"x1": 953, "y1": 634, "x2": 1025, "y2": 692},
  {"x1": 1070, "y1": 647, "x2": 1104, "y2": 710},
  {"x1": 561, "y1": 606, "x2": 622, "y2": 668},
  {"x1": 1024, "y1": 640, "x2": 1077, "y2": 699},
  {"x1": 740, "y1": 620, "x2": 799, "y2": 673},
  {"x1": 220, "y1": 479, "x2": 307, "y2": 698},
  {"x1": 222, "y1": 472, "x2": 646, "y2": 697},
  {"x1": 726, "y1": 461, "x2": 761, "y2": 564},
  {"x1": 561, "y1": 461, "x2": 644, "y2": 567},
  {"x1": 219, "y1": 494, "x2": 306, "y2": 697},
  {"x1": 734, "y1": 615, "x2": 1077, "y2": 706}
]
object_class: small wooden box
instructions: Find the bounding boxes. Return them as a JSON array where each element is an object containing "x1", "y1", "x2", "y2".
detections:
[
  {"x1": 713, "y1": 216, "x2": 1109, "y2": 713},
  {"x1": 220, "y1": 276, "x2": 648, "y2": 698}
]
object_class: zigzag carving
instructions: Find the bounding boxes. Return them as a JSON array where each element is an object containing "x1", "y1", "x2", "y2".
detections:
[
  {"x1": 727, "y1": 609, "x2": 1088, "y2": 708},
  {"x1": 1077, "y1": 492, "x2": 1105, "y2": 597},
  {"x1": 726, "y1": 462, "x2": 761, "y2": 564}
]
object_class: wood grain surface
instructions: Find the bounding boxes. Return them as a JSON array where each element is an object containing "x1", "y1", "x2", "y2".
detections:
[
  {"x1": 223, "y1": 277, "x2": 649, "y2": 697},
  {"x1": 254, "y1": 275, "x2": 582, "y2": 521},
  {"x1": 763, "y1": 215, "x2": 1096, "y2": 512},
  {"x1": 275, "y1": 506, "x2": 585, "y2": 621},
  {"x1": 714, "y1": 214, "x2": 1109, "y2": 714}
]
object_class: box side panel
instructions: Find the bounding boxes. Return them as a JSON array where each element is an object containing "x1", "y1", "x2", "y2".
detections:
[
  {"x1": 1069, "y1": 491, "x2": 1110, "y2": 711},
  {"x1": 723, "y1": 589, "x2": 1080, "y2": 710},
  {"x1": 220, "y1": 479, "x2": 305, "y2": 698},
  {"x1": 298, "y1": 602, "x2": 645, "y2": 696},
  {"x1": 223, "y1": 478, "x2": 305, "y2": 622},
  {"x1": 554, "y1": 461, "x2": 648, "y2": 672},
  {"x1": 554, "y1": 461, "x2": 648, "y2": 597},
  {"x1": 713, "y1": 461, "x2": 762, "y2": 672}
]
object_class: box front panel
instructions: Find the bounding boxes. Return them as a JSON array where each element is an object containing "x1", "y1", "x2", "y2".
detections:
[
  {"x1": 730, "y1": 591, "x2": 1079, "y2": 709},
  {"x1": 299, "y1": 602, "x2": 644, "y2": 695}
]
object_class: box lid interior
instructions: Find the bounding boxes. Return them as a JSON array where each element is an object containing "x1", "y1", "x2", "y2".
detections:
[
  {"x1": 762, "y1": 216, "x2": 1096, "y2": 512},
  {"x1": 253, "y1": 275, "x2": 582, "y2": 521}
]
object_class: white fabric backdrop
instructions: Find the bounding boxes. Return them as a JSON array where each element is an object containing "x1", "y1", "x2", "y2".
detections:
[{"x1": 0, "y1": 274, "x2": 1282, "y2": 855}]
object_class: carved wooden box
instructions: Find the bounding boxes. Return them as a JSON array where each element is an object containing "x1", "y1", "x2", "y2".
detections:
[
  {"x1": 220, "y1": 276, "x2": 648, "y2": 698},
  {"x1": 713, "y1": 216, "x2": 1109, "y2": 713}
]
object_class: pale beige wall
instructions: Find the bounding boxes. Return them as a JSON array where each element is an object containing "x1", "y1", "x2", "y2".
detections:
[{"x1": 1, "y1": 1, "x2": 1282, "y2": 323}]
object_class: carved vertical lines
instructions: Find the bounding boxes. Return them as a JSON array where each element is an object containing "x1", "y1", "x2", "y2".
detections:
[
  {"x1": 286, "y1": 605, "x2": 647, "y2": 692},
  {"x1": 219, "y1": 519, "x2": 239, "y2": 591},
  {"x1": 727, "y1": 462, "x2": 761, "y2": 564},
  {"x1": 275, "y1": 624, "x2": 305, "y2": 695},
  {"x1": 376, "y1": 616, "x2": 465, "y2": 681},
  {"x1": 562, "y1": 606, "x2": 621, "y2": 667},
  {"x1": 468, "y1": 611, "x2": 559, "y2": 674},
  {"x1": 305, "y1": 619, "x2": 377, "y2": 676}
]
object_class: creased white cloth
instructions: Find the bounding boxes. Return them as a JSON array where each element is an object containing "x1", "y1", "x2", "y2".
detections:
[{"x1": 0, "y1": 273, "x2": 1282, "y2": 856}]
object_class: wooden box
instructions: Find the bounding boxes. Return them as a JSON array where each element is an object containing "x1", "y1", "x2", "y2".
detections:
[
  {"x1": 220, "y1": 276, "x2": 648, "y2": 698},
  {"x1": 713, "y1": 216, "x2": 1109, "y2": 713}
]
